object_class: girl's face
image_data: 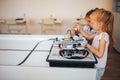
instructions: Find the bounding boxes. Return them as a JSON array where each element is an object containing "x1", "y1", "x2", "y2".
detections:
[{"x1": 90, "y1": 19, "x2": 101, "y2": 31}]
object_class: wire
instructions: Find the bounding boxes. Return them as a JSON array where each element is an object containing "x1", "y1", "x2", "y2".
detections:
[{"x1": 17, "y1": 38, "x2": 55, "y2": 66}]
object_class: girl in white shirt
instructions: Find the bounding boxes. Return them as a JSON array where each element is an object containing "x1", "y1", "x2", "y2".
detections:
[{"x1": 76, "y1": 8, "x2": 114, "y2": 80}]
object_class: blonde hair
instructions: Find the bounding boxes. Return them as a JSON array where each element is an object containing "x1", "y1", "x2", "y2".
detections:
[{"x1": 90, "y1": 8, "x2": 114, "y2": 51}]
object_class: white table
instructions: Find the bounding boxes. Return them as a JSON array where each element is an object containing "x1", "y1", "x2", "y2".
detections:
[{"x1": 0, "y1": 35, "x2": 96, "y2": 80}]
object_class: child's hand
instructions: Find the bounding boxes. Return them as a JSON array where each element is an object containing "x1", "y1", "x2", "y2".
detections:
[
  {"x1": 75, "y1": 23, "x2": 79, "y2": 26},
  {"x1": 75, "y1": 24, "x2": 83, "y2": 33},
  {"x1": 70, "y1": 29, "x2": 76, "y2": 36}
]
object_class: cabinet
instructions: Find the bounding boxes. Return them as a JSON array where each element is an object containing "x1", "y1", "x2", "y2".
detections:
[
  {"x1": 113, "y1": 13, "x2": 120, "y2": 53},
  {"x1": 113, "y1": 0, "x2": 120, "y2": 53},
  {"x1": 113, "y1": 0, "x2": 120, "y2": 12}
]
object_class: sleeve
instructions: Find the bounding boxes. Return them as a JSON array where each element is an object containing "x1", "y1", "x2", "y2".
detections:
[
  {"x1": 83, "y1": 25, "x2": 90, "y2": 34},
  {"x1": 98, "y1": 32, "x2": 109, "y2": 42}
]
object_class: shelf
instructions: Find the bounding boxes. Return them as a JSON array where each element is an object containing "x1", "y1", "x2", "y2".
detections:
[
  {"x1": 72, "y1": 18, "x2": 87, "y2": 25},
  {"x1": 5, "y1": 19, "x2": 28, "y2": 34},
  {"x1": 38, "y1": 18, "x2": 62, "y2": 24}
]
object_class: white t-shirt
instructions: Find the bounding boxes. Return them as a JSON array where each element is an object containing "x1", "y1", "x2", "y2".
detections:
[{"x1": 92, "y1": 32, "x2": 109, "y2": 68}]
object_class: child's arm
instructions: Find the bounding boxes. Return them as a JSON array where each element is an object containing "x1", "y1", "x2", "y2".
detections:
[
  {"x1": 86, "y1": 34, "x2": 106, "y2": 58},
  {"x1": 77, "y1": 25, "x2": 95, "y2": 40}
]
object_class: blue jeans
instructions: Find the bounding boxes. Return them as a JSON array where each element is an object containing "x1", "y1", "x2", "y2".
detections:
[{"x1": 96, "y1": 68, "x2": 105, "y2": 80}]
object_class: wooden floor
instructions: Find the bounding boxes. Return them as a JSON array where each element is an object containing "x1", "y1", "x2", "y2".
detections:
[{"x1": 101, "y1": 48, "x2": 120, "y2": 80}]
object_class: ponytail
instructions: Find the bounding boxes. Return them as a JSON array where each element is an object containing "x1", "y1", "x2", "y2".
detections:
[{"x1": 104, "y1": 11, "x2": 114, "y2": 51}]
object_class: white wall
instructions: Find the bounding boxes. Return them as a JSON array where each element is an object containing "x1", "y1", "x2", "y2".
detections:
[{"x1": 0, "y1": 0, "x2": 112, "y2": 34}]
